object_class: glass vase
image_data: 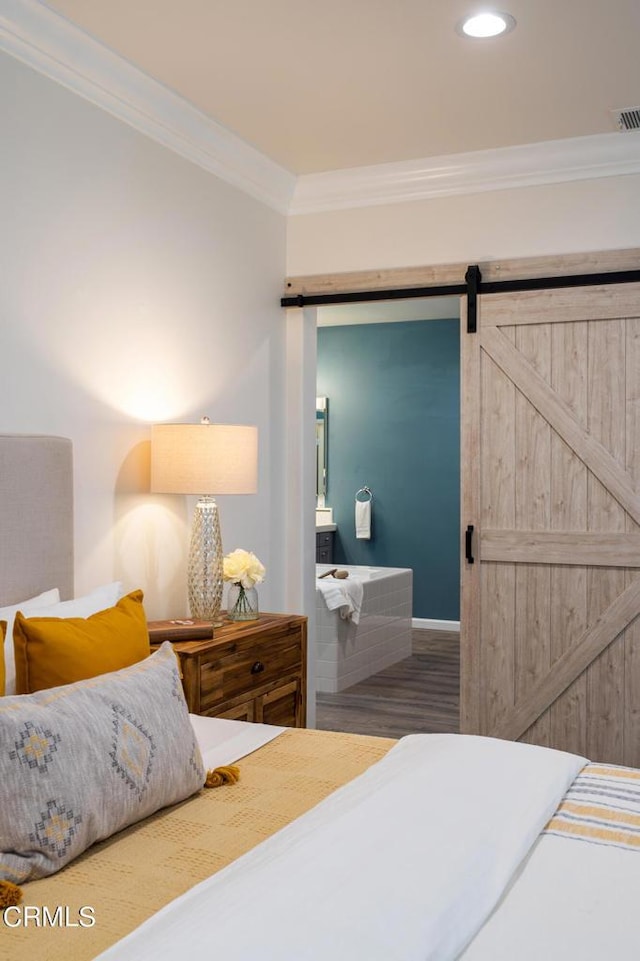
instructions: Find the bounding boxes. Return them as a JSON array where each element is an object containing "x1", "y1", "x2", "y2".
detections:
[{"x1": 227, "y1": 583, "x2": 259, "y2": 621}]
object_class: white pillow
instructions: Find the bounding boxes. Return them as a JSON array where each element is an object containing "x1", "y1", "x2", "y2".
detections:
[
  {"x1": 1, "y1": 589, "x2": 61, "y2": 695},
  {"x1": 3, "y1": 582, "x2": 123, "y2": 695},
  {"x1": 30, "y1": 581, "x2": 123, "y2": 620}
]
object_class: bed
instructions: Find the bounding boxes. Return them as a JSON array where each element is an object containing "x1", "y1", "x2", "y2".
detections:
[{"x1": 2, "y1": 434, "x2": 640, "y2": 961}]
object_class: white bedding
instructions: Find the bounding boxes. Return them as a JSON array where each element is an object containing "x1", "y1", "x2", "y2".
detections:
[
  {"x1": 97, "y1": 733, "x2": 585, "y2": 961},
  {"x1": 462, "y1": 761, "x2": 640, "y2": 960},
  {"x1": 189, "y1": 712, "x2": 285, "y2": 769},
  {"x1": 461, "y1": 833, "x2": 640, "y2": 960}
]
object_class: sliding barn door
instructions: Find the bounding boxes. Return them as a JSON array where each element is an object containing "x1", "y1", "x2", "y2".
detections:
[{"x1": 461, "y1": 282, "x2": 640, "y2": 765}]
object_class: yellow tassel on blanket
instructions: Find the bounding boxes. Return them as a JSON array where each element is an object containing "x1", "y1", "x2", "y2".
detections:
[
  {"x1": 0, "y1": 879, "x2": 23, "y2": 909},
  {"x1": 205, "y1": 765, "x2": 240, "y2": 788}
]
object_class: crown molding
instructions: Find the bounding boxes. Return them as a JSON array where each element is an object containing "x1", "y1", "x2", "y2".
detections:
[
  {"x1": 2, "y1": 2, "x2": 639, "y2": 219},
  {"x1": 0, "y1": 0, "x2": 296, "y2": 214},
  {"x1": 290, "y1": 133, "x2": 640, "y2": 215}
]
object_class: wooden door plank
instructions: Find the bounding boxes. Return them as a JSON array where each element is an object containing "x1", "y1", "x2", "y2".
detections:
[
  {"x1": 460, "y1": 296, "x2": 481, "y2": 733},
  {"x1": 549, "y1": 320, "x2": 588, "y2": 755},
  {"x1": 492, "y1": 575, "x2": 640, "y2": 742},
  {"x1": 481, "y1": 530, "x2": 640, "y2": 566},
  {"x1": 514, "y1": 324, "x2": 551, "y2": 746},
  {"x1": 481, "y1": 283, "x2": 640, "y2": 327},
  {"x1": 480, "y1": 336, "x2": 516, "y2": 735},
  {"x1": 625, "y1": 316, "x2": 640, "y2": 767},
  {"x1": 586, "y1": 319, "x2": 626, "y2": 763},
  {"x1": 481, "y1": 326, "x2": 640, "y2": 526}
]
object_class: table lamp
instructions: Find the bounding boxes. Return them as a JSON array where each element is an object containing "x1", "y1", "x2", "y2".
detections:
[{"x1": 151, "y1": 418, "x2": 258, "y2": 624}]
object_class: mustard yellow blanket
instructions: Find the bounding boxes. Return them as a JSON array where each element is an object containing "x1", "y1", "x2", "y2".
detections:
[{"x1": 3, "y1": 728, "x2": 393, "y2": 961}]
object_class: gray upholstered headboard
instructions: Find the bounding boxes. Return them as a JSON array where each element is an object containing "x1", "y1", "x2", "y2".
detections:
[{"x1": 0, "y1": 435, "x2": 74, "y2": 604}]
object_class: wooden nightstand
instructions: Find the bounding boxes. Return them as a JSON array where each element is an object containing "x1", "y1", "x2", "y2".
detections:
[{"x1": 150, "y1": 613, "x2": 307, "y2": 728}]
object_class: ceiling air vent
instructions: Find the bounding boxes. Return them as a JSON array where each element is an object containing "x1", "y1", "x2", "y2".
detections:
[{"x1": 611, "y1": 107, "x2": 640, "y2": 132}]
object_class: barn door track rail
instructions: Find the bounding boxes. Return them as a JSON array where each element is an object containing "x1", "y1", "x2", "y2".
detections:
[{"x1": 282, "y1": 265, "x2": 640, "y2": 334}]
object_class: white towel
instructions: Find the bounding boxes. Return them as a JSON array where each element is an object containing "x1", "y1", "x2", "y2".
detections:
[
  {"x1": 316, "y1": 577, "x2": 364, "y2": 624},
  {"x1": 355, "y1": 500, "x2": 371, "y2": 539}
]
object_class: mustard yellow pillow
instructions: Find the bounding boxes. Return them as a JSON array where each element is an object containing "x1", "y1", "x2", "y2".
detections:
[
  {"x1": 0, "y1": 621, "x2": 6, "y2": 696},
  {"x1": 13, "y1": 590, "x2": 150, "y2": 694}
]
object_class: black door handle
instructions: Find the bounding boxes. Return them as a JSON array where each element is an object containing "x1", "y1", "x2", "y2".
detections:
[{"x1": 465, "y1": 525, "x2": 475, "y2": 564}]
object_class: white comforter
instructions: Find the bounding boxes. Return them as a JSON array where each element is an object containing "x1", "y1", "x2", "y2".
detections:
[
  {"x1": 98, "y1": 733, "x2": 585, "y2": 961},
  {"x1": 461, "y1": 833, "x2": 640, "y2": 960}
]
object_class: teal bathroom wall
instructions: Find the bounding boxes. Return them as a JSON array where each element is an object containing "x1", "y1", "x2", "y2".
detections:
[{"x1": 317, "y1": 318, "x2": 460, "y2": 621}]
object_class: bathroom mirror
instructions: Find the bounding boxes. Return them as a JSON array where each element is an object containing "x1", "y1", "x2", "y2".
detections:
[{"x1": 316, "y1": 396, "x2": 328, "y2": 498}]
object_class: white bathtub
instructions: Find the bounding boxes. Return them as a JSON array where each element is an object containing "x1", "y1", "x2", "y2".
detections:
[{"x1": 315, "y1": 564, "x2": 413, "y2": 693}]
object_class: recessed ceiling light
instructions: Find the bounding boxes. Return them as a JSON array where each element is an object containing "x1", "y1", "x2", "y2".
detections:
[{"x1": 457, "y1": 11, "x2": 516, "y2": 38}]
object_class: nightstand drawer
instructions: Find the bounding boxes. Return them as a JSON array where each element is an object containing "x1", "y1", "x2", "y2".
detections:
[
  {"x1": 157, "y1": 613, "x2": 307, "y2": 727},
  {"x1": 199, "y1": 633, "x2": 302, "y2": 712},
  {"x1": 316, "y1": 532, "x2": 333, "y2": 548}
]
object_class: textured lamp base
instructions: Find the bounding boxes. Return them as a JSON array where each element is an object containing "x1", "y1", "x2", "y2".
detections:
[{"x1": 188, "y1": 496, "x2": 223, "y2": 625}]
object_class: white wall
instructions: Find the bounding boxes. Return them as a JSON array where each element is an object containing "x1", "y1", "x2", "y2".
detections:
[
  {"x1": 0, "y1": 51, "x2": 288, "y2": 619},
  {"x1": 287, "y1": 174, "x2": 640, "y2": 275}
]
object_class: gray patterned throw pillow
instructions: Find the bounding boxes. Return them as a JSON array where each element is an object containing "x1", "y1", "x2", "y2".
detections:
[{"x1": 0, "y1": 642, "x2": 205, "y2": 884}]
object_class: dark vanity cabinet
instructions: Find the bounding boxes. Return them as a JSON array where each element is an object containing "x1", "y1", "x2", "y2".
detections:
[{"x1": 316, "y1": 530, "x2": 334, "y2": 563}]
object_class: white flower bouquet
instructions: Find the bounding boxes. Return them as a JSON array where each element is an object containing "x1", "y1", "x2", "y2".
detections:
[
  {"x1": 223, "y1": 549, "x2": 266, "y2": 588},
  {"x1": 223, "y1": 549, "x2": 265, "y2": 620}
]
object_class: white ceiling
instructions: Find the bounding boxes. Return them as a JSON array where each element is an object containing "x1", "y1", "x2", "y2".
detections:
[{"x1": 43, "y1": 0, "x2": 640, "y2": 176}]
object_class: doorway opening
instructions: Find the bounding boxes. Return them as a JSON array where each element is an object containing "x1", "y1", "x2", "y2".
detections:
[{"x1": 313, "y1": 295, "x2": 462, "y2": 738}]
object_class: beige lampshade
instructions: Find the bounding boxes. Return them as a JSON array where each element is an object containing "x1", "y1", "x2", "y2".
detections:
[{"x1": 151, "y1": 422, "x2": 258, "y2": 495}]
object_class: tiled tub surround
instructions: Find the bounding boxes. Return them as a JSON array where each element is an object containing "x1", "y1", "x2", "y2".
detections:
[{"x1": 315, "y1": 565, "x2": 413, "y2": 693}]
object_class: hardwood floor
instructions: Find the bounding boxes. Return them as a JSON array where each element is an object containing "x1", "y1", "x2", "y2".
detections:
[{"x1": 315, "y1": 629, "x2": 460, "y2": 739}]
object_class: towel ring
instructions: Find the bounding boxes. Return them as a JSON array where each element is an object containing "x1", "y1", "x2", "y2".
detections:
[{"x1": 355, "y1": 486, "x2": 373, "y2": 502}]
